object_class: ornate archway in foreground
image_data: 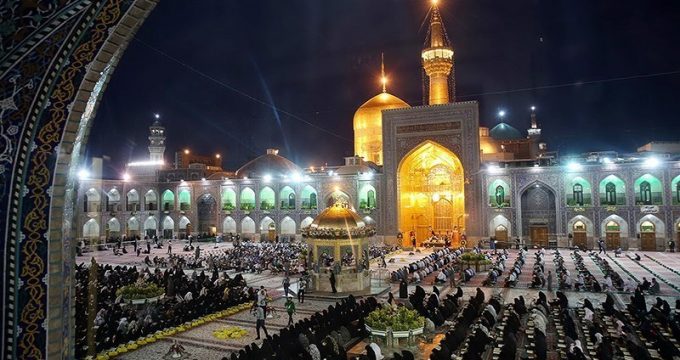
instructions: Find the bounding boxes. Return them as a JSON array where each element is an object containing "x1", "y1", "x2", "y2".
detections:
[{"x1": 0, "y1": 0, "x2": 158, "y2": 357}]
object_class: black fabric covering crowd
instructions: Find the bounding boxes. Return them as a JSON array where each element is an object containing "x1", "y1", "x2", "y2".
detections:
[
  {"x1": 227, "y1": 295, "x2": 378, "y2": 360},
  {"x1": 74, "y1": 261, "x2": 250, "y2": 358}
]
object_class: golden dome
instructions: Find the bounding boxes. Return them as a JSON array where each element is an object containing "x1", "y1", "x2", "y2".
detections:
[
  {"x1": 353, "y1": 92, "x2": 410, "y2": 165},
  {"x1": 310, "y1": 204, "x2": 366, "y2": 230}
]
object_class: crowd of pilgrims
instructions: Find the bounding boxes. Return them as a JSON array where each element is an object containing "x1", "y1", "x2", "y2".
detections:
[
  {"x1": 390, "y1": 247, "x2": 462, "y2": 284},
  {"x1": 74, "y1": 260, "x2": 252, "y2": 358}
]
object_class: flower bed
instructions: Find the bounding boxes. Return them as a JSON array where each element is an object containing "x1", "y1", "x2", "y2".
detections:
[
  {"x1": 116, "y1": 282, "x2": 164, "y2": 303},
  {"x1": 365, "y1": 306, "x2": 424, "y2": 337},
  {"x1": 213, "y1": 326, "x2": 249, "y2": 340},
  {"x1": 96, "y1": 302, "x2": 252, "y2": 359}
]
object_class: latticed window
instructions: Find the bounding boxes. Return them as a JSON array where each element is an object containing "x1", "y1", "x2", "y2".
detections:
[
  {"x1": 605, "y1": 182, "x2": 616, "y2": 205},
  {"x1": 573, "y1": 184, "x2": 583, "y2": 206},
  {"x1": 640, "y1": 181, "x2": 652, "y2": 205},
  {"x1": 367, "y1": 190, "x2": 376, "y2": 208}
]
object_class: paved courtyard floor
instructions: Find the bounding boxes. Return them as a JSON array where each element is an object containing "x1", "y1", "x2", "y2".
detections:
[{"x1": 82, "y1": 244, "x2": 680, "y2": 359}]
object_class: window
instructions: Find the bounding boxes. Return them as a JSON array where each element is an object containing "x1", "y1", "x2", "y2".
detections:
[
  {"x1": 572, "y1": 184, "x2": 583, "y2": 206},
  {"x1": 639, "y1": 181, "x2": 652, "y2": 205},
  {"x1": 605, "y1": 182, "x2": 616, "y2": 205},
  {"x1": 309, "y1": 193, "x2": 317, "y2": 209},
  {"x1": 367, "y1": 190, "x2": 376, "y2": 209},
  {"x1": 676, "y1": 182, "x2": 680, "y2": 204},
  {"x1": 288, "y1": 193, "x2": 295, "y2": 208},
  {"x1": 495, "y1": 185, "x2": 505, "y2": 206}
]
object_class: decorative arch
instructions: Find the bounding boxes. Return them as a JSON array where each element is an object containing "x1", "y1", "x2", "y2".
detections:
[
  {"x1": 599, "y1": 175, "x2": 626, "y2": 206},
  {"x1": 567, "y1": 215, "x2": 594, "y2": 237},
  {"x1": 127, "y1": 217, "x2": 140, "y2": 232},
  {"x1": 259, "y1": 186, "x2": 275, "y2": 210},
  {"x1": 222, "y1": 216, "x2": 236, "y2": 234},
  {"x1": 178, "y1": 189, "x2": 191, "y2": 210},
  {"x1": 241, "y1": 217, "x2": 256, "y2": 234},
  {"x1": 221, "y1": 187, "x2": 236, "y2": 211},
  {"x1": 359, "y1": 184, "x2": 377, "y2": 210},
  {"x1": 84, "y1": 188, "x2": 101, "y2": 212},
  {"x1": 301, "y1": 185, "x2": 318, "y2": 209},
  {"x1": 634, "y1": 174, "x2": 662, "y2": 205},
  {"x1": 488, "y1": 179, "x2": 510, "y2": 207},
  {"x1": 600, "y1": 215, "x2": 628, "y2": 237},
  {"x1": 160, "y1": 189, "x2": 174, "y2": 211},
  {"x1": 672, "y1": 175, "x2": 680, "y2": 205},
  {"x1": 280, "y1": 186, "x2": 296, "y2": 209},
  {"x1": 107, "y1": 218, "x2": 121, "y2": 233},
  {"x1": 82, "y1": 219, "x2": 100, "y2": 239},
  {"x1": 260, "y1": 216, "x2": 275, "y2": 232},
  {"x1": 636, "y1": 214, "x2": 665, "y2": 238},
  {"x1": 163, "y1": 216, "x2": 175, "y2": 230},
  {"x1": 145, "y1": 190, "x2": 158, "y2": 211},
  {"x1": 520, "y1": 181, "x2": 557, "y2": 245},
  {"x1": 397, "y1": 140, "x2": 465, "y2": 241},
  {"x1": 301, "y1": 216, "x2": 314, "y2": 229},
  {"x1": 144, "y1": 216, "x2": 158, "y2": 230},
  {"x1": 178, "y1": 216, "x2": 191, "y2": 230},
  {"x1": 280, "y1": 216, "x2": 296, "y2": 235},
  {"x1": 489, "y1": 215, "x2": 512, "y2": 238},
  {"x1": 106, "y1": 189, "x2": 121, "y2": 211},
  {"x1": 326, "y1": 189, "x2": 351, "y2": 208},
  {"x1": 567, "y1": 176, "x2": 592, "y2": 206},
  {"x1": 240, "y1": 187, "x2": 256, "y2": 210},
  {"x1": 126, "y1": 189, "x2": 139, "y2": 211}
]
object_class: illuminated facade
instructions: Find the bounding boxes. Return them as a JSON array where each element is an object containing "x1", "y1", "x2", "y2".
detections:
[{"x1": 74, "y1": 0, "x2": 680, "y2": 252}]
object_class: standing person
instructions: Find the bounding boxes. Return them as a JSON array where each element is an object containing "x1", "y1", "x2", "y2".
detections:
[
  {"x1": 297, "y1": 276, "x2": 306, "y2": 304},
  {"x1": 195, "y1": 245, "x2": 200, "y2": 261},
  {"x1": 282, "y1": 276, "x2": 290, "y2": 297},
  {"x1": 255, "y1": 305, "x2": 269, "y2": 340},
  {"x1": 547, "y1": 271, "x2": 553, "y2": 292},
  {"x1": 669, "y1": 240, "x2": 676, "y2": 253},
  {"x1": 189, "y1": 235, "x2": 193, "y2": 248},
  {"x1": 133, "y1": 238, "x2": 137, "y2": 253},
  {"x1": 598, "y1": 238, "x2": 606, "y2": 254},
  {"x1": 167, "y1": 240, "x2": 172, "y2": 255},
  {"x1": 146, "y1": 240, "x2": 151, "y2": 254},
  {"x1": 285, "y1": 296, "x2": 296, "y2": 326},
  {"x1": 330, "y1": 271, "x2": 337, "y2": 293}
]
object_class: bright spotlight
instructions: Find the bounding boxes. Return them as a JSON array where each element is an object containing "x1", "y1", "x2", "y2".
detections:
[
  {"x1": 154, "y1": 113, "x2": 160, "y2": 119},
  {"x1": 566, "y1": 161, "x2": 583, "y2": 172},
  {"x1": 77, "y1": 169, "x2": 90, "y2": 180},
  {"x1": 602, "y1": 157, "x2": 613, "y2": 164},
  {"x1": 644, "y1": 157, "x2": 661, "y2": 168},
  {"x1": 498, "y1": 110, "x2": 506, "y2": 118},
  {"x1": 262, "y1": 174, "x2": 272, "y2": 183},
  {"x1": 122, "y1": 173, "x2": 131, "y2": 182},
  {"x1": 291, "y1": 172, "x2": 303, "y2": 182},
  {"x1": 530, "y1": 106, "x2": 536, "y2": 111}
]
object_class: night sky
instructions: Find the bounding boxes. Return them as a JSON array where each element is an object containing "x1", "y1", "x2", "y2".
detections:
[{"x1": 87, "y1": 0, "x2": 680, "y2": 178}]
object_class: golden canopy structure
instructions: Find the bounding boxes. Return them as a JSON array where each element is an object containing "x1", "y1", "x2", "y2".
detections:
[{"x1": 303, "y1": 203, "x2": 374, "y2": 293}]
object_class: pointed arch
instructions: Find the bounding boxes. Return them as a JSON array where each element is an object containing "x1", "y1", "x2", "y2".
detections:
[
  {"x1": 84, "y1": 188, "x2": 101, "y2": 212},
  {"x1": 221, "y1": 187, "x2": 236, "y2": 211},
  {"x1": 300, "y1": 216, "x2": 314, "y2": 229},
  {"x1": 600, "y1": 215, "x2": 628, "y2": 237},
  {"x1": 127, "y1": 217, "x2": 139, "y2": 231},
  {"x1": 178, "y1": 216, "x2": 191, "y2": 230},
  {"x1": 672, "y1": 175, "x2": 680, "y2": 205},
  {"x1": 634, "y1": 174, "x2": 662, "y2": 205},
  {"x1": 636, "y1": 214, "x2": 665, "y2": 238},
  {"x1": 260, "y1": 216, "x2": 275, "y2": 232},
  {"x1": 301, "y1": 185, "x2": 318, "y2": 209},
  {"x1": 163, "y1": 216, "x2": 175, "y2": 230},
  {"x1": 599, "y1": 175, "x2": 626, "y2": 205},
  {"x1": 567, "y1": 176, "x2": 592, "y2": 206},
  {"x1": 240, "y1": 187, "x2": 256, "y2": 210},
  {"x1": 178, "y1": 189, "x2": 191, "y2": 210},
  {"x1": 126, "y1": 189, "x2": 139, "y2": 211},
  {"x1": 359, "y1": 184, "x2": 377, "y2": 210},
  {"x1": 326, "y1": 189, "x2": 351, "y2": 208},
  {"x1": 160, "y1": 189, "x2": 175, "y2": 211},
  {"x1": 567, "y1": 215, "x2": 594, "y2": 237},
  {"x1": 488, "y1": 179, "x2": 510, "y2": 207},
  {"x1": 280, "y1": 216, "x2": 296, "y2": 235},
  {"x1": 82, "y1": 219, "x2": 100, "y2": 239},
  {"x1": 144, "y1": 216, "x2": 158, "y2": 230},
  {"x1": 222, "y1": 216, "x2": 236, "y2": 234},
  {"x1": 107, "y1": 218, "x2": 121, "y2": 233},
  {"x1": 106, "y1": 189, "x2": 121, "y2": 211},
  {"x1": 145, "y1": 190, "x2": 158, "y2": 211},
  {"x1": 259, "y1": 186, "x2": 275, "y2": 210},
  {"x1": 241, "y1": 216, "x2": 256, "y2": 234},
  {"x1": 279, "y1": 186, "x2": 296, "y2": 209}
]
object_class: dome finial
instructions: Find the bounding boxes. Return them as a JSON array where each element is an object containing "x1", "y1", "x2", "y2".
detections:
[{"x1": 380, "y1": 52, "x2": 387, "y2": 93}]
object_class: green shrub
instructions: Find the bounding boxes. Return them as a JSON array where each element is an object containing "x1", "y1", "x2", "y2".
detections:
[
  {"x1": 365, "y1": 305, "x2": 425, "y2": 332},
  {"x1": 116, "y1": 282, "x2": 164, "y2": 300}
]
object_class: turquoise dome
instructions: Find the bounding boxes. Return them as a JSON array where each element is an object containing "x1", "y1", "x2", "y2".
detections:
[{"x1": 489, "y1": 122, "x2": 524, "y2": 140}]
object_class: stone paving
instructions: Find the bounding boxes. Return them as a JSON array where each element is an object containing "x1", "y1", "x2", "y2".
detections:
[{"x1": 82, "y1": 244, "x2": 680, "y2": 359}]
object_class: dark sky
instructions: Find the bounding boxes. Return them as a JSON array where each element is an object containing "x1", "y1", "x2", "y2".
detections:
[{"x1": 87, "y1": 0, "x2": 680, "y2": 178}]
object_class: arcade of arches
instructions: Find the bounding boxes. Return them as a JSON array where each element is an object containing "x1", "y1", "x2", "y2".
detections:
[{"x1": 398, "y1": 141, "x2": 465, "y2": 245}]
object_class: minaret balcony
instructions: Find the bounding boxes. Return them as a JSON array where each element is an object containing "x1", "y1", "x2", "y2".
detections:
[{"x1": 422, "y1": 47, "x2": 454, "y2": 61}]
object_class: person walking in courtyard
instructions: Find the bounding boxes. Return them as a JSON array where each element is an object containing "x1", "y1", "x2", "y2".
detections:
[
  {"x1": 254, "y1": 304, "x2": 269, "y2": 340},
  {"x1": 669, "y1": 240, "x2": 676, "y2": 253},
  {"x1": 330, "y1": 271, "x2": 337, "y2": 293},
  {"x1": 297, "y1": 276, "x2": 306, "y2": 304},
  {"x1": 167, "y1": 240, "x2": 172, "y2": 255},
  {"x1": 285, "y1": 296, "x2": 296, "y2": 326},
  {"x1": 282, "y1": 276, "x2": 290, "y2": 297},
  {"x1": 547, "y1": 271, "x2": 553, "y2": 291},
  {"x1": 598, "y1": 238, "x2": 606, "y2": 254},
  {"x1": 195, "y1": 245, "x2": 200, "y2": 260}
]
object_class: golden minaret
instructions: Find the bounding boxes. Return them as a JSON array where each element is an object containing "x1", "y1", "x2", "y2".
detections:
[{"x1": 422, "y1": 0, "x2": 455, "y2": 104}]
